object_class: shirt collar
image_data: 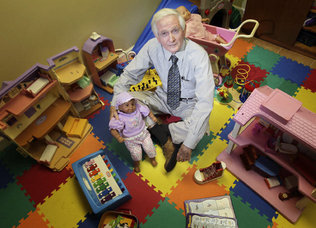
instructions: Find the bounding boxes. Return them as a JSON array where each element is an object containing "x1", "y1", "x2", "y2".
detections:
[{"x1": 162, "y1": 38, "x2": 188, "y2": 62}]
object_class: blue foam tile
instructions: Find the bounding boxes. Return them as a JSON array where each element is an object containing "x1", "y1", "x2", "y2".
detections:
[
  {"x1": 218, "y1": 117, "x2": 235, "y2": 142},
  {"x1": 88, "y1": 87, "x2": 113, "y2": 145},
  {"x1": 77, "y1": 212, "x2": 101, "y2": 228},
  {"x1": 230, "y1": 180, "x2": 277, "y2": 222},
  {"x1": 0, "y1": 159, "x2": 14, "y2": 188},
  {"x1": 271, "y1": 57, "x2": 311, "y2": 85}
]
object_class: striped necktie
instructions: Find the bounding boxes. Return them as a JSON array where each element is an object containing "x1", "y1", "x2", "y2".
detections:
[{"x1": 167, "y1": 55, "x2": 180, "y2": 110}]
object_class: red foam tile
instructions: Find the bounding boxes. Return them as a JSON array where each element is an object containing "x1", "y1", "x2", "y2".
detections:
[
  {"x1": 303, "y1": 69, "x2": 316, "y2": 93},
  {"x1": 17, "y1": 164, "x2": 73, "y2": 206},
  {"x1": 117, "y1": 172, "x2": 164, "y2": 223},
  {"x1": 231, "y1": 60, "x2": 269, "y2": 85}
]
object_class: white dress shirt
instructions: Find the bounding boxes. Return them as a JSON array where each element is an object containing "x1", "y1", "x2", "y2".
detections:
[{"x1": 113, "y1": 38, "x2": 215, "y2": 149}]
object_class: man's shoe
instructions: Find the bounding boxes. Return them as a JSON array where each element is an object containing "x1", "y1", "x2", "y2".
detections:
[
  {"x1": 162, "y1": 137, "x2": 178, "y2": 172},
  {"x1": 194, "y1": 161, "x2": 226, "y2": 184}
]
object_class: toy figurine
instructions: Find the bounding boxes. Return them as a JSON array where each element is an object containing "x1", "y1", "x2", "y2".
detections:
[
  {"x1": 176, "y1": 6, "x2": 227, "y2": 44},
  {"x1": 109, "y1": 92, "x2": 158, "y2": 172}
]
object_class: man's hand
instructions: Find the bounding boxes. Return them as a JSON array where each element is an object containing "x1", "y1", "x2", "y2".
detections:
[
  {"x1": 110, "y1": 106, "x2": 119, "y2": 120},
  {"x1": 177, "y1": 144, "x2": 192, "y2": 162}
]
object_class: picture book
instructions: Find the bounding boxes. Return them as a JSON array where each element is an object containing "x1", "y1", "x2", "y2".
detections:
[{"x1": 184, "y1": 195, "x2": 238, "y2": 228}]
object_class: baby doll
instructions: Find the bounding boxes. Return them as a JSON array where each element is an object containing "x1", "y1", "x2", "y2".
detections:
[
  {"x1": 176, "y1": 6, "x2": 227, "y2": 44},
  {"x1": 109, "y1": 92, "x2": 158, "y2": 173}
]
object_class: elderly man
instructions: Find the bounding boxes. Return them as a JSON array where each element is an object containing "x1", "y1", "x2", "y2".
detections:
[{"x1": 110, "y1": 8, "x2": 215, "y2": 172}]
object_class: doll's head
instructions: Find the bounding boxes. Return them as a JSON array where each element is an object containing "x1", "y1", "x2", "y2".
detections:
[
  {"x1": 116, "y1": 92, "x2": 136, "y2": 114},
  {"x1": 176, "y1": 6, "x2": 191, "y2": 21}
]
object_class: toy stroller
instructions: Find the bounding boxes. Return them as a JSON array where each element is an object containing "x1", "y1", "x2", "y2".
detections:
[{"x1": 188, "y1": 19, "x2": 259, "y2": 85}]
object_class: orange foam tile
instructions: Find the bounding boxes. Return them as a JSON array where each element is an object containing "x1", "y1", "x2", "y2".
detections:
[
  {"x1": 66, "y1": 133, "x2": 105, "y2": 170},
  {"x1": 17, "y1": 208, "x2": 50, "y2": 228},
  {"x1": 166, "y1": 165, "x2": 229, "y2": 213},
  {"x1": 228, "y1": 38, "x2": 255, "y2": 59}
]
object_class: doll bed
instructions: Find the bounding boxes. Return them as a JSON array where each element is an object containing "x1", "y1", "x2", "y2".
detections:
[{"x1": 132, "y1": 0, "x2": 198, "y2": 53}]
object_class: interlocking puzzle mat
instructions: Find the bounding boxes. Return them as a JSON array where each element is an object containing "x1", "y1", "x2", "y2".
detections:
[{"x1": 1, "y1": 38, "x2": 316, "y2": 228}]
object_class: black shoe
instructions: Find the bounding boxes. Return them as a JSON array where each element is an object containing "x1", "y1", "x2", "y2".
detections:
[{"x1": 164, "y1": 143, "x2": 180, "y2": 172}]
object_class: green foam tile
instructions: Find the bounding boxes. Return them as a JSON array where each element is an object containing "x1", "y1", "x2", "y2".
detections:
[
  {"x1": 0, "y1": 181, "x2": 35, "y2": 227},
  {"x1": 141, "y1": 198, "x2": 185, "y2": 228},
  {"x1": 230, "y1": 193, "x2": 273, "y2": 228},
  {"x1": 243, "y1": 45, "x2": 281, "y2": 72},
  {"x1": 260, "y1": 73, "x2": 300, "y2": 96},
  {"x1": 0, "y1": 144, "x2": 36, "y2": 177}
]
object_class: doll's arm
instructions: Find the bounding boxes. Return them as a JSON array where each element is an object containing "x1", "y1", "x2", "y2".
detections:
[
  {"x1": 110, "y1": 129, "x2": 124, "y2": 143},
  {"x1": 201, "y1": 18, "x2": 210, "y2": 23},
  {"x1": 215, "y1": 35, "x2": 228, "y2": 44},
  {"x1": 148, "y1": 111, "x2": 157, "y2": 123}
]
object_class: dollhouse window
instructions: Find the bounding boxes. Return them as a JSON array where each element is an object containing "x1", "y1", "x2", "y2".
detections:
[
  {"x1": 6, "y1": 116, "x2": 17, "y2": 126},
  {"x1": 25, "y1": 106, "x2": 36, "y2": 118}
]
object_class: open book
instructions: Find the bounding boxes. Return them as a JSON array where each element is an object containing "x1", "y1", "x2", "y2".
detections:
[{"x1": 184, "y1": 195, "x2": 238, "y2": 228}]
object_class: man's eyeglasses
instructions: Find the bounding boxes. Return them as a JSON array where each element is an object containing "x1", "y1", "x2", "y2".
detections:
[{"x1": 159, "y1": 27, "x2": 182, "y2": 38}]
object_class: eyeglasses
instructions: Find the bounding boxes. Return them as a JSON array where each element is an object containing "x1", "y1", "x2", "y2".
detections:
[{"x1": 158, "y1": 27, "x2": 182, "y2": 38}]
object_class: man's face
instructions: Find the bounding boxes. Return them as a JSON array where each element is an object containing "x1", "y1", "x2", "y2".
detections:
[{"x1": 156, "y1": 15, "x2": 185, "y2": 54}]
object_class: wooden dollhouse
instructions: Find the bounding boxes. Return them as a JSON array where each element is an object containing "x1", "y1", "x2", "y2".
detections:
[{"x1": 0, "y1": 63, "x2": 93, "y2": 171}]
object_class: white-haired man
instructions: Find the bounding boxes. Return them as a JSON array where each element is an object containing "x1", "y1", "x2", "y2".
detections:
[{"x1": 110, "y1": 8, "x2": 215, "y2": 172}]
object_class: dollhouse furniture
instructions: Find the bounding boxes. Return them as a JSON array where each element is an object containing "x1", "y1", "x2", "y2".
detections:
[
  {"x1": 47, "y1": 47, "x2": 102, "y2": 117},
  {"x1": 0, "y1": 64, "x2": 93, "y2": 171},
  {"x1": 217, "y1": 86, "x2": 316, "y2": 223},
  {"x1": 82, "y1": 33, "x2": 119, "y2": 94}
]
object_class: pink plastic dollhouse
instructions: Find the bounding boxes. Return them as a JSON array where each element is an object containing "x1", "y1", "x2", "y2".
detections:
[{"x1": 218, "y1": 85, "x2": 316, "y2": 223}]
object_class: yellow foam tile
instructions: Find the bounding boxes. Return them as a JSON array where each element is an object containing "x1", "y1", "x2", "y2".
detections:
[
  {"x1": 37, "y1": 176, "x2": 91, "y2": 228},
  {"x1": 137, "y1": 145, "x2": 191, "y2": 197},
  {"x1": 272, "y1": 200, "x2": 316, "y2": 228},
  {"x1": 209, "y1": 101, "x2": 235, "y2": 135},
  {"x1": 294, "y1": 87, "x2": 316, "y2": 113},
  {"x1": 220, "y1": 53, "x2": 241, "y2": 77}
]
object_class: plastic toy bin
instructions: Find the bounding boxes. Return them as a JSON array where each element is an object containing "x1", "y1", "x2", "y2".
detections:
[{"x1": 72, "y1": 149, "x2": 131, "y2": 214}]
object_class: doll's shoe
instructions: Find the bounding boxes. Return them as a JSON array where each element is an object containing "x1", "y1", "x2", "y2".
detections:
[{"x1": 194, "y1": 161, "x2": 226, "y2": 184}]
